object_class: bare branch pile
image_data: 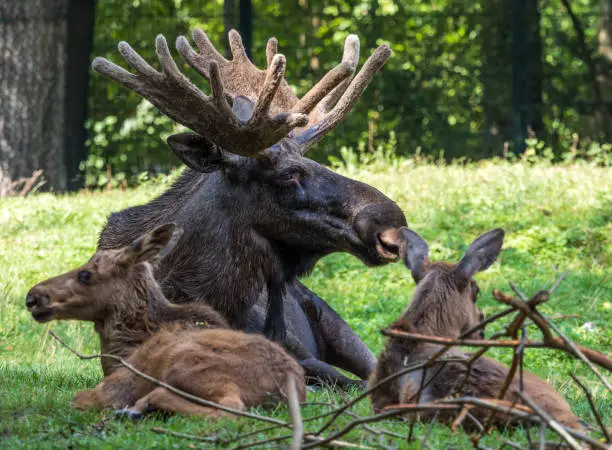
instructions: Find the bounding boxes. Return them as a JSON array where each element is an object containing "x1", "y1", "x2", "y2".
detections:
[{"x1": 50, "y1": 273, "x2": 611, "y2": 449}]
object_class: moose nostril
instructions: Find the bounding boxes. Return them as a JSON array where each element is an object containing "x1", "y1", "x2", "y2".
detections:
[{"x1": 25, "y1": 293, "x2": 37, "y2": 308}]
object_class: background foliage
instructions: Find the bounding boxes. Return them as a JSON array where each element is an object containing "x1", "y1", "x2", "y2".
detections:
[{"x1": 84, "y1": 0, "x2": 612, "y2": 187}]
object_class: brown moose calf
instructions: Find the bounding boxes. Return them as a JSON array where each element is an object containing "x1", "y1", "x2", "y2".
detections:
[
  {"x1": 26, "y1": 224, "x2": 305, "y2": 418},
  {"x1": 369, "y1": 227, "x2": 581, "y2": 430}
]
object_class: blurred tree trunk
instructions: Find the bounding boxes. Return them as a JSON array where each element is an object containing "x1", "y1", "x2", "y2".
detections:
[
  {"x1": 223, "y1": 0, "x2": 237, "y2": 58},
  {"x1": 481, "y1": 0, "x2": 513, "y2": 156},
  {"x1": 64, "y1": 0, "x2": 96, "y2": 191},
  {"x1": 525, "y1": 0, "x2": 543, "y2": 137},
  {"x1": 599, "y1": 0, "x2": 612, "y2": 63},
  {"x1": 481, "y1": 0, "x2": 542, "y2": 155},
  {"x1": 599, "y1": 0, "x2": 612, "y2": 138},
  {"x1": 0, "y1": 0, "x2": 69, "y2": 193}
]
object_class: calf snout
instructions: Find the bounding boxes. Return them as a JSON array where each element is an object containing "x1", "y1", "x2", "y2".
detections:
[{"x1": 25, "y1": 287, "x2": 49, "y2": 309}]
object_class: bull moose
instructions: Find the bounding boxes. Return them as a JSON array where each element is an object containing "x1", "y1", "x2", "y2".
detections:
[{"x1": 91, "y1": 29, "x2": 406, "y2": 386}]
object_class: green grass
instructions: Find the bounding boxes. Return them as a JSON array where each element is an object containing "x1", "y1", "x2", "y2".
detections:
[{"x1": 1, "y1": 160, "x2": 611, "y2": 448}]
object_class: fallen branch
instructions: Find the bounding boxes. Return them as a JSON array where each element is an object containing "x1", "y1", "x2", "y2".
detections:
[
  {"x1": 151, "y1": 427, "x2": 221, "y2": 443},
  {"x1": 3, "y1": 169, "x2": 44, "y2": 197},
  {"x1": 312, "y1": 357, "x2": 469, "y2": 437},
  {"x1": 569, "y1": 373, "x2": 611, "y2": 443},
  {"x1": 380, "y1": 330, "x2": 612, "y2": 372},
  {"x1": 517, "y1": 392, "x2": 581, "y2": 450}
]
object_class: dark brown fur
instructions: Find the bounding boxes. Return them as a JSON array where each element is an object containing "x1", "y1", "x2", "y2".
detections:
[
  {"x1": 369, "y1": 228, "x2": 581, "y2": 430},
  {"x1": 26, "y1": 225, "x2": 305, "y2": 417},
  {"x1": 93, "y1": 34, "x2": 407, "y2": 384}
]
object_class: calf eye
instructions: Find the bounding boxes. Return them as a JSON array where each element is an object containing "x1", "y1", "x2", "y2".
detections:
[{"x1": 77, "y1": 270, "x2": 92, "y2": 285}]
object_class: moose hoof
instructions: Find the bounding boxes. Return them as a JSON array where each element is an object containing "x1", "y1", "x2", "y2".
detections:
[{"x1": 114, "y1": 408, "x2": 144, "y2": 421}]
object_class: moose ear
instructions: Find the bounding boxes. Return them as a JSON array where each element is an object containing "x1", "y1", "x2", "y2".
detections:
[
  {"x1": 398, "y1": 227, "x2": 429, "y2": 283},
  {"x1": 454, "y1": 228, "x2": 504, "y2": 285},
  {"x1": 124, "y1": 224, "x2": 184, "y2": 264},
  {"x1": 167, "y1": 132, "x2": 228, "y2": 173}
]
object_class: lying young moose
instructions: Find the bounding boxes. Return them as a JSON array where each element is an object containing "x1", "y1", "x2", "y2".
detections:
[
  {"x1": 26, "y1": 224, "x2": 305, "y2": 418},
  {"x1": 369, "y1": 228, "x2": 581, "y2": 430}
]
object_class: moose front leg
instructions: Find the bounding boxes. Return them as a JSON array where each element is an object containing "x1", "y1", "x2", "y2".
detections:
[
  {"x1": 282, "y1": 330, "x2": 365, "y2": 389},
  {"x1": 246, "y1": 296, "x2": 363, "y2": 388},
  {"x1": 264, "y1": 278, "x2": 287, "y2": 342},
  {"x1": 288, "y1": 281, "x2": 377, "y2": 380}
]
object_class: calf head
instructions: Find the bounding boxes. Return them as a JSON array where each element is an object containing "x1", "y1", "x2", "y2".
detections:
[
  {"x1": 93, "y1": 30, "x2": 406, "y2": 268},
  {"x1": 26, "y1": 224, "x2": 182, "y2": 323},
  {"x1": 395, "y1": 227, "x2": 505, "y2": 338}
]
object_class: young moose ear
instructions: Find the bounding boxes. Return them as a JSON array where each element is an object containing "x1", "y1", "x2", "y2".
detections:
[
  {"x1": 398, "y1": 227, "x2": 430, "y2": 283},
  {"x1": 454, "y1": 228, "x2": 504, "y2": 286},
  {"x1": 124, "y1": 224, "x2": 184, "y2": 265},
  {"x1": 167, "y1": 132, "x2": 228, "y2": 173}
]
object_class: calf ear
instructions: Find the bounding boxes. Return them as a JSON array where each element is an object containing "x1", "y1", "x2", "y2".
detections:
[
  {"x1": 124, "y1": 224, "x2": 184, "y2": 264},
  {"x1": 454, "y1": 228, "x2": 504, "y2": 286},
  {"x1": 167, "y1": 132, "x2": 228, "y2": 173},
  {"x1": 398, "y1": 227, "x2": 429, "y2": 282}
]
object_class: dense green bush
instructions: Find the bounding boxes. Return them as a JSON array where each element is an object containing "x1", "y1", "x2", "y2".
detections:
[{"x1": 83, "y1": 0, "x2": 611, "y2": 187}]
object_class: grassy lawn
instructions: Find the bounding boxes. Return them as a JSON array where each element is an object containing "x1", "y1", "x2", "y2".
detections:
[{"x1": 1, "y1": 160, "x2": 610, "y2": 448}]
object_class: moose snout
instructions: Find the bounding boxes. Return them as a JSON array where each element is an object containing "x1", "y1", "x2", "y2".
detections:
[
  {"x1": 353, "y1": 202, "x2": 407, "y2": 260},
  {"x1": 25, "y1": 287, "x2": 49, "y2": 310}
]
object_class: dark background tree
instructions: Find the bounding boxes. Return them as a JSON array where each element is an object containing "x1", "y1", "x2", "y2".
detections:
[{"x1": 0, "y1": 0, "x2": 69, "y2": 192}]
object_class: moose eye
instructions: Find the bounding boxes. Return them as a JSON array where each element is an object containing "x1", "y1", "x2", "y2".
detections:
[
  {"x1": 77, "y1": 270, "x2": 92, "y2": 285},
  {"x1": 472, "y1": 283, "x2": 480, "y2": 302},
  {"x1": 276, "y1": 169, "x2": 301, "y2": 185}
]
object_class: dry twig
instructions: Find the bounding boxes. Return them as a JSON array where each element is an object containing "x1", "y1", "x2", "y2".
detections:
[{"x1": 287, "y1": 375, "x2": 304, "y2": 450}]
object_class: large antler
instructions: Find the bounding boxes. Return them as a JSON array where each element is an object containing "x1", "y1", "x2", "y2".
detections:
[
  {"x1": 92, "y1": 34, "x2": 308, "y2": 158},
  {"x1": 92, "y1": 29, "x2": 390, "y2": 157},
  {"x1": 294, "y1": 44, "x2": 391, "y2": 152}
]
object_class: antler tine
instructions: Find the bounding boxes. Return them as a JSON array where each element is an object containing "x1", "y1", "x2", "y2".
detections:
[
  {"x1": 252, "y1": 54, "x2": 287, "y2": 122},
  {"x1": 155, "y1": 34, "x2": 187, "y2": 83},
  {"x1": 118, "y1": 41, "x2": 161, "y2": 79},
  {"x1": 228, "y1": 29, "x2": 249, "y2": 62},
  {"x1": 208, "y1": 61, "x2": 234, "y2": 118},
  {"x1": 296, "y1": 44, "x2": 392, "y2": 151},
  {"x1": 266, "y1": 37, "x2": 278, "y2": 68},
  {"x1": 176, "y1": 28, "x2": 226, "y2": 80},
  {"x1": 291, "y1": 34, "x2": 360, "y2": 116}
]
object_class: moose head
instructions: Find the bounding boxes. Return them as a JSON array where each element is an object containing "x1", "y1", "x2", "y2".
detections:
[
  {"x1": 25, "y1": 224, "x2": 183, "y2": 324},
  {"x1": 93, "y1": 30, "x2": 406, "y2": 348},
  {"x1": 394, "y1": 227, "x2": 505, "y2": 339},
  {"x1": 93, "y1": 30, "x2": 405, "y2": 270}
]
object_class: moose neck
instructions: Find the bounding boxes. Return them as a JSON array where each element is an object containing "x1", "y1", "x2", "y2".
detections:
[
  {"x1": 94, "y1": 264, "x2": 210, "y2": 375},
  {"x1": 99, "y1": 169, "x2": 324, "y2": 334},
  {"x1": 151, "y1": 171, "x2": 301, "y2": 324}
]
